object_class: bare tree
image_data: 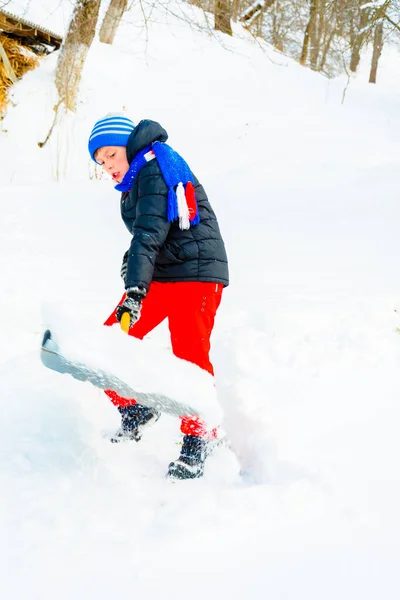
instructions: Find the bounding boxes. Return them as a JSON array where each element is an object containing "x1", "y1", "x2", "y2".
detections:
[
  {"x1": 215, "y1": 0, "x2": 233, "y2": 34},
  {"x1": 300, "y1": 0, "x2": 319, "y2": 66},
  {"x1": 349, "y1": 1, "x2": 371, "y2": 72},
  {"x1": 240, "y1": 0, "x2": 277, "y2": 38},
  {"x1": 349, "y1": 0, "x2": 392, "y2": 74},
  {"x1": 236, "y1": 0, "x2": 399, "y2": 79},
  {"x1": 232, "y1": 0, "x2": 245, "y2": 21},
  {"x1": 309, "y1": 0, "x2": 324, "y2": 69},
  {"x1": 384, "y1": 2, "x2": 400, "y2": 32},
  {"x1": 55, "y1": 0, "x2": 101, "y2": 112},
  {"x1": 269, "y1": 1, "x2": 281, "y2": 48},
  {"x1": 99, "y1": 0, "x2": 128, "y2": 45},
  {"x1": 369, "y1": 20, "x2": 384, "y2": 82}
]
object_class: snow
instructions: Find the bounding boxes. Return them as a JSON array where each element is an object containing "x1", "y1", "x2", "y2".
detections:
[{"x1": 1, "y1": 2, "x2": 400, "y2": 598}]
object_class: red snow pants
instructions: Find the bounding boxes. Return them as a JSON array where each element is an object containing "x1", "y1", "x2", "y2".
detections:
[{"x1": 104, "y1": 281, "x2": 223, "y2": 438}]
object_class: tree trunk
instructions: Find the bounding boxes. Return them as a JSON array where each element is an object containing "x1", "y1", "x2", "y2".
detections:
[
  {"x1": 300, "y1": 0, "x2": 319, "y2": 67},
  {"x1": 55, "y1": 0, "x2": 101, "y2": 112},
  {"x1": 99, "y1": 0, "x2": 128, "y2": 44},
  {"x1": 318, "y1": 27, "x2": 335, "y2": 72},
  {"x1": 215, "y1": 0, "x2": 233, "y2": 35},
  {"x1": 369, "y1": 20, "x2": 383, "y2": 83},
  {"x1": 231, "y1": 0, "x2": 242, "y2": 21},
  {"x1": 335, "y1": 0, "x2": 346, "y2": 37},
  {"x1": 309, "y1": 0, "x2": 321, "y2": 70},
  {"x1": 349, "y1": 3, "x2": 370, "y2": 73},
  {"x1": 271, "y1": 8, "x2": 284, "y2": 52}
]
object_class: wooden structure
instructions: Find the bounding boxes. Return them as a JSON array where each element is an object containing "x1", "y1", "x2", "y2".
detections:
[
  {"x1": 0, "y1": 10, "x2": 62, "y2": 52},
  {"x1": 0, "y1": 10, "x2": 62, "y2": 114}
]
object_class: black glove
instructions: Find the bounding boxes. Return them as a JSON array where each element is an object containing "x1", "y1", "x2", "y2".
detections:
[
  {"x1": 116, "y1": 287, "x2": 146, "y2": 329},
  {"x1": 120, "y1": 250, "x2": 129, "y2": 283}
]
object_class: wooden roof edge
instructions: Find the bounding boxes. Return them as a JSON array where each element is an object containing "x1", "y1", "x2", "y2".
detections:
[{"x1": 0, "y1": 9, "x2": 63, "y2": 43}]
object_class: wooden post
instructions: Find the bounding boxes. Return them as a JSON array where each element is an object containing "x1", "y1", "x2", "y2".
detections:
[{"x1": 0, "y1": 38, "x2": 17, "y2": 83}]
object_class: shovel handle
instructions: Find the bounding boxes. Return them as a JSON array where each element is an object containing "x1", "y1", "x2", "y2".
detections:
[{"x1": 120, "y1": 311, "x2": 131, "y2": 334}]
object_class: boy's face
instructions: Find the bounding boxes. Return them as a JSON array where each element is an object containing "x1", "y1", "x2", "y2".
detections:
[{"x1": 95, "y1": 146, "x2": 129, "y2": 183}]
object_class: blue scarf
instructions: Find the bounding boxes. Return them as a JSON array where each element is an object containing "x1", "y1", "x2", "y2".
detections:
[{"x1": 115, "y1": 142, "x2": 200, "y2": 230}]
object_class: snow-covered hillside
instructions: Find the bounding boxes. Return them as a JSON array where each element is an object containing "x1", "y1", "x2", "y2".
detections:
[{"x1": 1, "y1": 3, "x2": 400, "y2": 599}]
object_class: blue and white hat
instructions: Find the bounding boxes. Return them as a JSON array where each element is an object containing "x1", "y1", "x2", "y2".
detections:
[{"x1": 88, "y1": 113, "x2": 135, "y2": 162}]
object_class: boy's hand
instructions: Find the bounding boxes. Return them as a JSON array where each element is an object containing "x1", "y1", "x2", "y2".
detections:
[
  {"x1": 116, "y1": 287, "x2": 146, "y2": 329},
  {"x1": 120, "y1": 250, "x2": 129, "y2": 282}
]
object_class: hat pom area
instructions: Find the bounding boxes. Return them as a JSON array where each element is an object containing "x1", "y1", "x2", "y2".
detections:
[{"x1": 88, "y1": 113, "x2": 135, "y2": 162}]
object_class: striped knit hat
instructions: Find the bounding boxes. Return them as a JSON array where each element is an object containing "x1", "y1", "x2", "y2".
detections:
[{"x1": 88, "y1": 113, "x2": 135, "y2": 162}]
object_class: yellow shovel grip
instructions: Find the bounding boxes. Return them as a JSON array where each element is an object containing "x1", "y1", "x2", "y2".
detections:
[{"x1": 120, "y1": 311, "x2": 131, "y2": 334}]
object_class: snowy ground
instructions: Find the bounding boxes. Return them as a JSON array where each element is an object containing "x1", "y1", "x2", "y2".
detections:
[{"x1": 1, "y1": 2, "x2": 400, "y2": 599}]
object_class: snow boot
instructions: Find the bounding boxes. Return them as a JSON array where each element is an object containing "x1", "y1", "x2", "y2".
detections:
[
  {"x1": 167, "y1": 434, "x2": 209, "y2": 480},
  {"x1": 110, "y1": 403, "x2": 160, "y2": 443}
]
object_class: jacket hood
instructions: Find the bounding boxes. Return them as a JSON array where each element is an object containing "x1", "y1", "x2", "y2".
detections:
[{"x1": 126, "y1": 120, "x2": 168, "y2": 163}]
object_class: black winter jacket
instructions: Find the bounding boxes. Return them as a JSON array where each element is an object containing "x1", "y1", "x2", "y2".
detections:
[{"x1": 121, "y1": 120, "x2": 229, "y2": 291}]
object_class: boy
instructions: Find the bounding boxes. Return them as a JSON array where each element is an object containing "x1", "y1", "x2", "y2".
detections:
[{"x1": 88, "y1": 114, "x2": 229, "y2": 480}]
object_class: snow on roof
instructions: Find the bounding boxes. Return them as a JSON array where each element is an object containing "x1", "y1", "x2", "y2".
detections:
[
  {"x1": 0, "y1": 0, "x2": 72, "y2": 38},
  {"x1": 0, "y1": 8, "x2": 62, "y2": 41}
]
